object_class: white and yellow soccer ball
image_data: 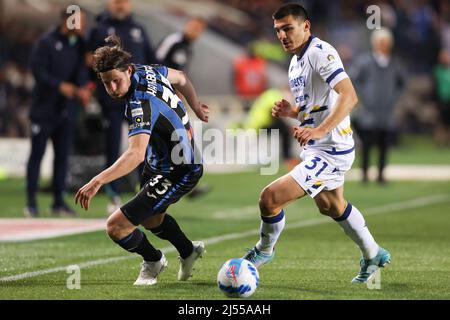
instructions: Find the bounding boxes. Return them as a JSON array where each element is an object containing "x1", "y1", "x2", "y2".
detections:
[{"x1": 217, "y1": 258, "x2": 259, "y2": 298}]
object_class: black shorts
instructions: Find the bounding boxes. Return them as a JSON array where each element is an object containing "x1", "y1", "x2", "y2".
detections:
[{"x1": 121, "y1": 165, "x2": 203, "y2": 225}]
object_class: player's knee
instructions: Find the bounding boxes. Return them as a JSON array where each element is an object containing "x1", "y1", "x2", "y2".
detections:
[
  {"x1": 106, "y1": 215, "x2": 128, "y2": 240},
  {"x1": 106, "y1": 217, "x2": 119, "y2": 239},
  {"x1": 259, "y1": 187, "x2": 278, "y2": 216}
]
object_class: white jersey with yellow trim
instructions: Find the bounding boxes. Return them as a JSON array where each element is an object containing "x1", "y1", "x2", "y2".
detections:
[{"x1": 288, "y1": 35, "x2": 354, "y2": 152}]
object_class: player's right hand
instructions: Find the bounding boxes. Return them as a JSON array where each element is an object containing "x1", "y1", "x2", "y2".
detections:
[
  {"x1": 272, "y1": 99, "x2": 297, "y2": 118},
  {"x1": 75, "y1": 179, "x2": 102, "y2": 210},
  {"x1": 194, "y1": 102, "x2": 210, "y2": 123}
]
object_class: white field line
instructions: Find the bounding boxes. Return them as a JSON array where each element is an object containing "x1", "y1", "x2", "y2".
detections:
[
  {"x1": 0, "y1": 219, "x2": 107, "y2": 242},
  {"x1": 212, "y1": 205, "x2": 256, "y2": 219},
  {"x1": 0, "y1": 194, "x2": 448, "y2": 282}
]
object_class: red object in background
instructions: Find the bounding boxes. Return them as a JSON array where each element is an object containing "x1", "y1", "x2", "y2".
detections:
[{"x1": 233, "y1": 55, "x2": 267, "y2": 98}]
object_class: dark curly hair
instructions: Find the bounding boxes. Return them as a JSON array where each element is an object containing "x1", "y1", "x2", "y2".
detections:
[{"x1": 92, "y1": 35, "x2": 132, "y2": 74}]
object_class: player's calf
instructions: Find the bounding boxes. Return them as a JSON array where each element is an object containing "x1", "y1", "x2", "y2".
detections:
[{"x1": 317, "y1": 203, "x2": 344, "y2": 219}]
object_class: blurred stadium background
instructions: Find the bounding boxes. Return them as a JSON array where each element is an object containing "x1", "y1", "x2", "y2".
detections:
[{"x1": 0, "y1": 0, "x2": 449, "y2": 300}]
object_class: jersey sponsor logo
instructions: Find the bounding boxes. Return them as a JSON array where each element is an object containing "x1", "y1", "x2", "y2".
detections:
[
  {"x1": 129, "y1": 121, "x2": 150, "y2": 130},
  {"x1": 295, "y1": 94, "x2": 309, "y2": 104},
  {"x1": 289, "y1": 75, "x2": 306, "y2": 89},
  {"x1": 131, "y1": 107, "x2": 144, "y2": 117}
]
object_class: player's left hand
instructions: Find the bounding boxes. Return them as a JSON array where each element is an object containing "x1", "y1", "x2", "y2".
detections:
[
  {"x1": 194, "y1": 102, "x2": 210, "y2": 122},
  {"x1": 75, "y1": 179, "x2": 103, "y2": 210},
  {"x1": 292, "y1": 126, "x2": 326, "y2": 146}
]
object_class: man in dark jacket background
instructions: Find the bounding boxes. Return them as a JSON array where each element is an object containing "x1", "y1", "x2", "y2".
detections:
[
  {"x1": 86, "y1": 0, "x2": 157, "y2": 214},
  {"x1": 155, "y1": 16, "x2": 206, "y2": 72},
  {"x1": 25, "y1": 8, "x2": 90, "y2": 217},
  {"x1": 350, "y1": 28, "x2": 407, "y2": 184}
]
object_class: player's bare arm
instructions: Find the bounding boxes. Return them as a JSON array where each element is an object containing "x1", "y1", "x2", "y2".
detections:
[
  {"x1": 75, "y1": 133, "x2": 149, "y2": 210},
  {"x1": 167, "y1": 68, "x2": 209, "y2": 122},
  {"x1": 293, "y1": 78, "x2": 358, "y2": 146},
  {"x1": 272, "y1": 99, "x2": 298, "y2": 119}
]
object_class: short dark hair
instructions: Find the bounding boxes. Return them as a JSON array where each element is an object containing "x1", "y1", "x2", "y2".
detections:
[
  {"x1": 92, "y1": 35, "x2": 132, "y2": 74},
  {"x1": 272, "y1": 3, "x2": 309, "y2": 22}
]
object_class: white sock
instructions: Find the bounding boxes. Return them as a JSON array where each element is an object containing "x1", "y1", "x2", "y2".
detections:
[
  {"x1": 334, "y1": 203, "x2": 379, "y2": 259},
  {"x1": 256, "y1": 210, "x2": 286, "y2": 255}
]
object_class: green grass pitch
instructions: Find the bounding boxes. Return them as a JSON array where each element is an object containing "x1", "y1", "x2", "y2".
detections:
[{"x1": 0, "y1": 171, "x2": 449, "y2": 300}]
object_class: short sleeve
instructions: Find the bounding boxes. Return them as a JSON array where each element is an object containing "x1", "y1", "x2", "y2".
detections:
[
  {"x1": 127, "y1": 98, "x2": 158, "y2": 137},
  {"x1": 308, "y1": 44, "x2": 349, "y2": 88},
  {"x1": 151, "y1": 64, "x2": 168, "y2": 78}
]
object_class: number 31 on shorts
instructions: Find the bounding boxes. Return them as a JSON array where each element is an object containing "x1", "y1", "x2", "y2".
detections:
[{"x1": 304, "y1": 156, "x2": 329, "y2": 177}]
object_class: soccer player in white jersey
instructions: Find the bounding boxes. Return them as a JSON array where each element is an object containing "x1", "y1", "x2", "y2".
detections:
[{"x1": 243, "y1": 3, "x2": 391, "y2": 283}]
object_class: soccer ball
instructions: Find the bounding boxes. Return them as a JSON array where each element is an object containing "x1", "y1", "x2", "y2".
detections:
[{"x1": 217, "y1": 258, "x2": 259, "y2": 298}]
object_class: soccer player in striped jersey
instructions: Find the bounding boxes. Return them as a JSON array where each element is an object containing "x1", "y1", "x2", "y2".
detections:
[
  {"x1": 75, "y1": 35, "x2": 209, "y2": 286},
  {"x1": 243, "y1": 3, "x2": 391, "y2": 283}
]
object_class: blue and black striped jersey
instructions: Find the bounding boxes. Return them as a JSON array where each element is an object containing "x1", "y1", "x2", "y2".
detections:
[{"x1": 125, "y1": 64, "x2": 202, "y2": 173}]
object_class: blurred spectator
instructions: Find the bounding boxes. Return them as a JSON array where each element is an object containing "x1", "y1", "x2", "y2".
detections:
[
  {"x1": 25, "y1": 8, "x2": 90, "y2": 217},
  {"x1": 233, "y1": 46, "x2": 267, "y2": 102},
  {"x1": 231, "y1": 87, "x2": 300, "y2": 171},
  {"x1": 86, "y1": 0, "x2": 157, "y2": 214},
  {"x1": 432, "y1": 49, "x2": 450, "y2": 146},
  {"x1": 155, "y1": 16, "x2": 207, "y2": 72},
  {"x1": 391, "y1": 0, "x2": 441, "y2": 74},
  {"x1": 350, "y1": 28, "x2": 407, "y2": 184},
  {"x1": 251, "y1": 38, "x2": 287, "y2": 63},
  {"x1": 438, "y1": 0, "x2": 450, "y2": 53},
  {"x1": 0, "y1": 21, "x2": 41, "y2": 137},
  {"x1": 0, "y1": 62, "x2": 33, "y2": 137}
]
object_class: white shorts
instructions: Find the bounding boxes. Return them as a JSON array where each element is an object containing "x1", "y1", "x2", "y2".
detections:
[{"x1": 289, "y1": 147, "x2": 355, "y2": 198}]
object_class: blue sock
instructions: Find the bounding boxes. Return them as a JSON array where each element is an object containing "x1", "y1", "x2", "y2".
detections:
[{"x1": 115, "y1": 229, "x2": 162, "y2": 262}]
